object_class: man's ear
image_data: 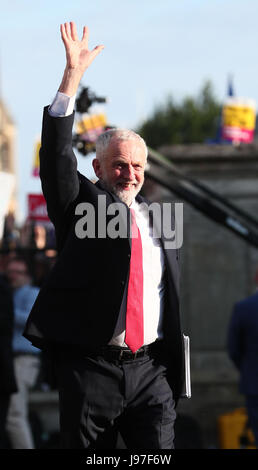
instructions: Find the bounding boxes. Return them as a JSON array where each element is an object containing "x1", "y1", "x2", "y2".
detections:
[{"x1": 92, "y1": 158, "x2": 102, "y2": 179}]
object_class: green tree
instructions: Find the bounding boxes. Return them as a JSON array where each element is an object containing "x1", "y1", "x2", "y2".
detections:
[{"x1": 136, "y1": 81, "x2": 221, "y2": 148}]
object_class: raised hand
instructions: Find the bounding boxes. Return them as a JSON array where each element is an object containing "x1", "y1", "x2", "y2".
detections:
[
  {"x1": 61, "y1": 22, "x2": 104, "y2": 73},
  {"x1": 58, "y1": 22, "x2": 104, "y2": 96}
]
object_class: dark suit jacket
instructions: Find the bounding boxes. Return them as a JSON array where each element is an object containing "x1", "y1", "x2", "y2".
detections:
[
  {"x1": 23, "y1": 107, "x2": 184, "y2": 402},
  {"x1": 227, "y1": 292, "x2": 258, "y2": 395}
]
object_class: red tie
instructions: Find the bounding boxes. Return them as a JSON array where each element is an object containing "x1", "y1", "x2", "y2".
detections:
[{"x1": 125, "y1": 208, "x2": 144, "y2": 353}]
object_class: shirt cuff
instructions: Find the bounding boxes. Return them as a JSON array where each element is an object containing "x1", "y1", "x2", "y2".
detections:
[{"x1": 48, "y1": 91, "x2": 76, "y2": 117}]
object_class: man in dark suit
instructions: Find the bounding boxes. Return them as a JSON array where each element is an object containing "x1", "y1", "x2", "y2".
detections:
[
  {"x1": 227, "y1": 283, "x2": 258, "y2": 446},
  {"x1": 23, "y1": 22, "x2": 184, "y2": 449}
]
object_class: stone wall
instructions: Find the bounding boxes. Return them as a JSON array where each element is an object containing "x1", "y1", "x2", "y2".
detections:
[{"x1": 144, "y1": 143, "x2": 258, "y2": 447}]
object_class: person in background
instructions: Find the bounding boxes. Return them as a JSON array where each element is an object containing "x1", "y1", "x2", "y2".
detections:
[
  {"x1": 0, "y1": 273, "x2": 17, "y2": 448},
  {"x1": 5, "y1": 257, "x2": 40, "y2": 449},
  {"x1": 227, "y1": 270, "x2": 258, "y2": 447}
]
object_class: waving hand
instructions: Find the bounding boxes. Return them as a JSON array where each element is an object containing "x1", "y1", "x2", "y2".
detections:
[{"x1": 59, "y1": 22, "x2": 104, "y2": 96}]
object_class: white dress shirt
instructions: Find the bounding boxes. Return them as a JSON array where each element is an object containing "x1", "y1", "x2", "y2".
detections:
[
  {"x1": 49, "y1": 92, "x2": 165, "y2": 347},
  {"x1": 109, "y1": 199, "x2": 165, "y2": 347},
  {"x1": 49, "y1": 91, "x2": 76, "y2": 117}
]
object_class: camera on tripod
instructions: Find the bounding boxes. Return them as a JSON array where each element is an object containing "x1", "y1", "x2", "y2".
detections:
[{"x1": 73, "y1": 86, "x2": 114, "y2": 156}]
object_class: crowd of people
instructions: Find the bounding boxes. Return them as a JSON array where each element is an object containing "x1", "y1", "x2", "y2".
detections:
[{"x1": 0, "y1": 248, "x2": 56, "y2": 449}]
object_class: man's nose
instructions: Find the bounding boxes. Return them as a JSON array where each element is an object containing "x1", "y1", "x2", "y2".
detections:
[{"x1": 123, "y1": 165, "x2": 135, "y2": 180}]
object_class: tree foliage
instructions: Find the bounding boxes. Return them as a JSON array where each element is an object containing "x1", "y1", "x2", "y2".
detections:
[{"x1": 136, "y1": 81, "x2": 221, "y2": 148}]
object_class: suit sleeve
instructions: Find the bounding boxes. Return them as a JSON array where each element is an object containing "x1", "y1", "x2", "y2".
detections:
[{"x1": 39, "y1": 107, "x2": 80, "y2": 228}]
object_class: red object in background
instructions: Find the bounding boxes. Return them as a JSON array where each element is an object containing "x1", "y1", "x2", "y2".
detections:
[{"x1": 28, "y1": 194, "x2": 49, "y2": 222}]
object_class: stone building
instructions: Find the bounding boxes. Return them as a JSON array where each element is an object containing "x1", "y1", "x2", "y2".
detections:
[{"x1": 0, "y1": 98, "x2": 17, "y2": 223}]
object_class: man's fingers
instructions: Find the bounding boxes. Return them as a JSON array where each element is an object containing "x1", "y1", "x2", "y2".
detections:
[
  {"x1": 70, "y1": 21, "x2": 78, "y2": 41},
  {"x1": 60, "y1": 24, "x2": 68, "y2": 44},
  {"x1": 64, "y1": 22, "x2": 72, "y2": 40},
  {"x1": 82, "y1": 26, "x2": 89, "y2": 47},
  {"x1": 90, "y1": 45, "x2": 105, "y2": 60}
]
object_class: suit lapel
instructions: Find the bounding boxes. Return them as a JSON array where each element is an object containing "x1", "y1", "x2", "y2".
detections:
[{"x1": 136, "y1": 194, "x2": 179, "y2": 299}]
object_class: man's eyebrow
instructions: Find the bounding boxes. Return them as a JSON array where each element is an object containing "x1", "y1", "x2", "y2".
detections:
[{"x1": 112, "y1": 159, "x2": 128, "y2": 164}]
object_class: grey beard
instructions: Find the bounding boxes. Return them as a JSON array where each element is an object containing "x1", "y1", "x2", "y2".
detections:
[{"x1": 98, "y1": 179, "x2": 142, "y2": 206}]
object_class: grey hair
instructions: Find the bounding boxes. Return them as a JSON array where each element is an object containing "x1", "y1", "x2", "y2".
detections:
[{"x1": 95, "y1": 128, "x2": 148, "y2": 161}]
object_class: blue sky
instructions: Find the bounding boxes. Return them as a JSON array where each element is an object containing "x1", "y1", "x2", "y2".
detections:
[{"x1": 1, "y1": 0, "x2": 258, "y2": 222}]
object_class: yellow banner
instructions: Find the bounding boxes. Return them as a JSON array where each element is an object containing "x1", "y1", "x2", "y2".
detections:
[
  {"x1": 32, "y1": 141, "x2": 41, "y2": 177},
  {"x1": 76, "y1": 113, "x2": 107, "y2": 134},
  {"x1": 222, "y1": 100, "x2": 256, "y2": 130}
]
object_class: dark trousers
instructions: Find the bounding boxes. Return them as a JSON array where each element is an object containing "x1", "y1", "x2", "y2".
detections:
[
  {"x1": 53, "y1": 348, "x2": 176, "y2": 449},
  {"x1": 246, "y1": 395, "x2": 258, "y2": 446},
  {"x1": 0, "y1": 394, "x2": 10, "y2": 448}
]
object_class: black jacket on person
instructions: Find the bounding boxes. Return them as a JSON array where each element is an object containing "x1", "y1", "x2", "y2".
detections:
[
  {"x1": 23, "y1": 108, "x2": 184, "y2": 402},
  {"x1": 0, "y1": 275, "x2": 17, "y2": 394},
  {"x1": 228, "y1": 292, "x2": 258, "y2": 395}
]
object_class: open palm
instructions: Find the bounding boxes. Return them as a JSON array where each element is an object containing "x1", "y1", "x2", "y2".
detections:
[{"x1": 61, "y1": 22, "x2": 104, "y2": 73}]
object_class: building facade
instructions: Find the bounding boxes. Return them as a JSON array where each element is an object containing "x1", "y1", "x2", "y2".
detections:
[
  {"x1": 144, "y1": 142, "x2": 258, "y2": 447},
  {"x1": 0, "y1": 99, "x2": 17, "y2": 215}
]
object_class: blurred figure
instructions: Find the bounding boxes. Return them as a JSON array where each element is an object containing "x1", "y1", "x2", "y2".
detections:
[
  {"x1": 227, "y1": 271, "x2": 258, "y2": 447},
  {"x1": 5, "y1": 257, "x2": 40, "y2": 449},
  {"x1": 0, "y1": 274, "x2": 17, "y2": 448},
  {"x1": 19, "y1": 220, "x2": 32, "y2": 248},
  {"x1": 33, "y1": 224, "x2": 46, "y2": 250}
]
